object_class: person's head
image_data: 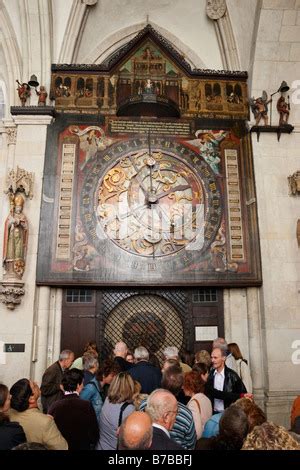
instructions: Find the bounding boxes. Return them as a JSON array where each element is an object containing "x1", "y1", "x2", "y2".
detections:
[
  {"x1": 227, "y1": 343, "x2": 243, "y2": 360},
  {"x1": 291, "y1": 416, "x2": 300, "y2": 435},
  {"x1": 162, "y1": 358, "x2": 180, "y2": 373},
  {"x1": 82, "y1": 353, "x2": 99, "y2": 373},
  {"x1": 192, "y1": 362, "x2": 210, "y2": 382},
  {"x1": 0, "y1": 384, "x2": 11, "y2": 424},
  {"x1": 163, "y1": 346, "x2": 179, "y2": 361},
  {"x1": 83, "y1": 341, "x2": 98, "y2": 355},
  {"x1": 0, "y1": 384, "x2": 10, "y2": 413},
  {"x1": 10, "y1": 379, "x2": 40, "y2": 412},
  {"x1": 242, "y1": 422, "x2": 300, "y2": 450},
  {"x1": 114, "y1": 341, "x2": 128, "y2": 358},
  {"x1": 12, "y1": 442, "x2": 48, "y2": 450},
  {"x1": 126, "y1": 351, "x2": 134, "y2": 363},
  {"x1": 211, "y1": 347, "x2": 226, "y2": 372},
  {"x1": 62, "y1": 368, "x2": 84, "y2": 393},
  {"x1": 213, "y1": 337, "x2": 228, "y2": 350},
  {"x1": 215, "y1": 404, "x2": 249, "y2": 450},
  {"x1": 97, "y1": 359, "x2": 121, "y2": 384},
  {"x1": 183, "y1": 371, "x2": 206, "y2": 397},
  {"x1": 146, "y1": 389, "x2": 178, "y2": 431},
  {"x1": 234, "y1": 397, "x2": 266, "y2": 432},
  {"x1": 194, "y1": 350, "x2": 211, "y2": 367},
  {"x1": 134, "y1": 346, "x2": 149, "y2": 363},
  {"x1": 148, "y1": 353, "x2": 160, "y2": 369},
  {"x1": 108, "y1": 372, "x2": 135, "y2": 404},
  {"x1": 59, "y1": 349, "x2": 74, "y2": 370},
  {"x1": 118, "y1": 411, "x2": 152, "y2": 450},
  {"x1": 180, "y1": 350, "x2": 194, "y2": 367},
  {"x1": 161, "y1": 364, "x2": 184, "y2": 397}
]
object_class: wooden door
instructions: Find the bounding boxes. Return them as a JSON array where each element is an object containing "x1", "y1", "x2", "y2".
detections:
[{"x1": 61, "y1": 287, "x2": 224, "y2": 360}]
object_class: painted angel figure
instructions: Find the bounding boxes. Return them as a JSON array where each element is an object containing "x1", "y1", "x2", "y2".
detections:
[
  {"x1": 187, "y1": 130, "x2": 227, "y2": 174},
  {"x1": 250, "y1": 91, "x2": 272, "y2": 126}
]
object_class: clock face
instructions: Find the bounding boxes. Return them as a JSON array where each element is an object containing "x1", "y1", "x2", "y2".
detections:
[
  {"x1": 80, "y1": 137, "x2": 222, "y2": 270},
  {"x1": 97, "y1": 149, "x2": 205, "y2": 257}
]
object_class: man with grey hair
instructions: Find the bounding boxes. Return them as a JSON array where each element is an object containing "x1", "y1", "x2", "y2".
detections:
[
  {"x1": 205, "y1": 347, "x2": 251, "y2": 413},
  {"x1": 40, "y1": 349, "x2": 74, "y2": 413},
  {"x1": 128, "y1": 346, "x2": 161, "y2": 394},
  {"x1": 146, "y1": 389, "x2": 183, "y2": 450},
  {"x1": 118, "y1": 411, "x2": 153, "y2": 450},
  {"x1": 163, "y1": 346, "x2": 191, "y2": 373},
  {"x1": 113, "y1": 341, "x2": 132, "y2": 371},
  {"x1": 213, "y1": 337, "x2": 237, "y2": 372},
  {"x1": 80, "y1": 353, "x2": 103, "y2": 419}
]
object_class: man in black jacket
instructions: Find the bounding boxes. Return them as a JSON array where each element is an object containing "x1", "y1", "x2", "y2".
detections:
[{"x1": 205, "y1": 347, "x2": 252, "y2": 413}]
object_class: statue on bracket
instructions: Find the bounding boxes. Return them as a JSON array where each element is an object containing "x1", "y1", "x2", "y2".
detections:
[
  {"x1": 276, "y1": 92, "x2": 290, "y2": 126},
  {"x1": 3, "y1": 193, "x2": 28, "y2": 279},
  {"x1": 288, "y1": 171, "x2": 300, "y2": 196},
  {"x1": 249, "y1": 91, "x2": 272, "y2": 126},
  {"x1": 1, "y1": 167, "x2": 34, "y2": 309}
]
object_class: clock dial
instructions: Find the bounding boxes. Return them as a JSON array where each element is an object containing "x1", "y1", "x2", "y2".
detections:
[
  {"x1": 81, "y1": 137, "x2": 222, "y2": 269},
  {"x1": 97, "y1": 148, "x2": 204, "y2": 257}
]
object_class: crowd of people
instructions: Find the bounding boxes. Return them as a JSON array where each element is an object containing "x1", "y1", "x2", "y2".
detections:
[{"x1": 1, "y1": 337, "x2": 299, "y2": 451}]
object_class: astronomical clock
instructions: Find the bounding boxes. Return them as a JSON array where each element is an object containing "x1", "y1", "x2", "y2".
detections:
[
  {"x1": 37, "y1": 121, "x2": 261, "y2": 286},
  {"x1": 37, "y1": 26, "x2": 261, "y2": 287}
]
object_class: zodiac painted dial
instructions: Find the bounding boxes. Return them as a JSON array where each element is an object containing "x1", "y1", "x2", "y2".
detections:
[{"x1": 81, "y1": 138, "x2": 223, "y2": 261}]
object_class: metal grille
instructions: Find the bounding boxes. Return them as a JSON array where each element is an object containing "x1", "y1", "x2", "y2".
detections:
[
  {"x1": 100, "y1": 289, "x2": 189, "y2": 364},
  {"x1": 192, "y1": 288, "x2": 217, "y2": 303}
]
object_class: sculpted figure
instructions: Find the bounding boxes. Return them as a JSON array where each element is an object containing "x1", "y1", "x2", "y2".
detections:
[
  {"x1": 277, "y1": 93, "x2": 290, "y2": 126},
  {"x1": 3, "y1": 194, "x2": 28, "y2": 279},
  {"x1": 250, "y1": 91, "x2": 271, "y2": 126},
  {"x1": 36, "y1": 86, "x2": 48, "y2": 106},
  {"x1": 16, "y1": 80, "x2": 31, "y2": 106}
]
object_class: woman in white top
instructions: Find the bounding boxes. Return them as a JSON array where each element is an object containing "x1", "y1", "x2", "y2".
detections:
[
  {"x1": 183, "y1": 367, "x2": 212, "y2": 440},
  {"x1": 228, "y1": 342, "x2": 252, "y2": 393}
]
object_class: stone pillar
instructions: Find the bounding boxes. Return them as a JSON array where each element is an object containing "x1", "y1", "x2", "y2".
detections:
[
  {"x1": 246, "y1": 287, "x2": 265, "y2": 409},
  {"x1": 31, "y1": 286, "x2": 51, "y2": 382},
  {"x1": 102, "y1": 76, "x2": 110, "y2": 109},
  {"x1": 31, "y1": 286, "x2": 63, "y2": 384}
]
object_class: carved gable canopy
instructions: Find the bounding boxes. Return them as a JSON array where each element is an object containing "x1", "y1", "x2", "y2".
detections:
[{"x1": 51, "y1": 25, "x2": 249, "y2": 120}]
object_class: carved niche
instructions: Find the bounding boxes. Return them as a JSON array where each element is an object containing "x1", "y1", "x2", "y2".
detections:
[{"x1": 1, "y1": 167, "x2": 34, "y2": 309}]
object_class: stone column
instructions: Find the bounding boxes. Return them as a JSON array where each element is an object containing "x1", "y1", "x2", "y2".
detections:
[
  {"x1": 31, "y1": 286, "x2": 51, "y2": 382},
  {"x1": 102, "y1": 76, "x2": 110, "y2": 109},
  {"x1": 246, "y1": 287, "x2": 265, "y2": 409}
]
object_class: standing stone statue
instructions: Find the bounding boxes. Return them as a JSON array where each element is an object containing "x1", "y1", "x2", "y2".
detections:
[{"x1": 3, "y1": 194, "x2": 28, "y2": 279}]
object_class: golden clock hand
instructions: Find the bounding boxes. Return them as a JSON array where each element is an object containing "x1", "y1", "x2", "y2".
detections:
[
  {"x1": 118, "y1": 203, "x2": 148, "y2": 221},
  {"x1": 128, "y1": 155, "x2": 148, "y2": 196},
  {"x1": 155, "y1": 184, "x2": 191, "y2": 201}
]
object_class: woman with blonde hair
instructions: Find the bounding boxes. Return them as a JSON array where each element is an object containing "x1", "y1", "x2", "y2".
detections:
[
  {"x1": 96, "y1": 372, "x2": 135, "y2": 450},
  {"x1": 194, "y1": 350, "x2": 211, "y2": 368},
  {"x1": 227, "y1": 343, "x2": 252, "y2": 393}
]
